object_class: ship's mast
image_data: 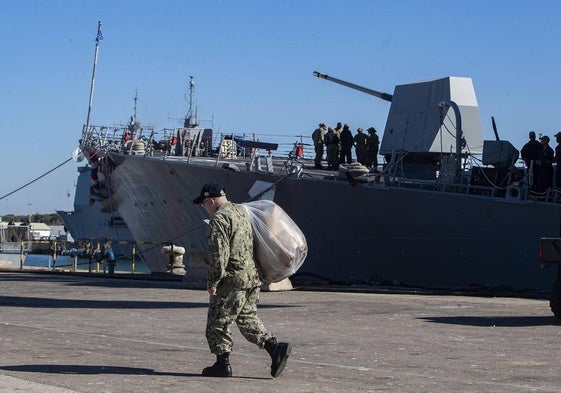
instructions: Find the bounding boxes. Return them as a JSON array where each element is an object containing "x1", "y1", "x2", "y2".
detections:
[
  {"x1": 127, "y1": 89, "x2": 141, "y2": 136},
  {"x1": 184, "y1": 75, "x2": 198, "y2": 128},
  {"x1": 82, "y1": 20, "x2": 103, "y2": 140},
  {"x1": 133, "y1": 88, "x2": 138, "y2": 124}
]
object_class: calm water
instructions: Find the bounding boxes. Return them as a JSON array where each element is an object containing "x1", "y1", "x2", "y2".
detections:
[{"x1": 23, "y1": 254, "x2": 150, "y2": 274}]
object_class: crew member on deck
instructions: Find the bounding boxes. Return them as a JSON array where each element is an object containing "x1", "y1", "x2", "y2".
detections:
[
  {"x1": 536, "y1": 135, "x2": 554, "y2": 193},
  {"x1": 366, "y1": 127, "x2": 380, "y2": 171},
  {"x1": 333, "y1": 122, "x2": 343, "y2": 138},
  {"x1": 339, "y1": 124, "x2": 354, "y2": 165},
  {"x1": 554, "y1": 132, "x2": 561, "y2": 189},
  {"x1": 354, "y1": 128, "x2": 368, "y2": 165},
  {"x1": 325, "y1": 127, "x2": 340, "y2": 171},
  {"x1": 521, "y1": 131, "x2": 543, "y2": 192},
  {"x1": 312, "y1": 123, "x2": 326, "y2": 169}
]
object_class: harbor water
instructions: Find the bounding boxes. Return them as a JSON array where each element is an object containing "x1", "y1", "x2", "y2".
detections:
[{"x1": 22, "y1": 254, "x2": 150, "y2": 273}]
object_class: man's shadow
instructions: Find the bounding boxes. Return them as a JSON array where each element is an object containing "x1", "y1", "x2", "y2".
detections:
[{"x1": 1, "y1": 364, "x2": 270, "y2": 380}]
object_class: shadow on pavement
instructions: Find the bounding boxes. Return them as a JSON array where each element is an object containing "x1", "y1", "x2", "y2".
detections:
[
  {"x1": 419, "y1": 315, "x2": 560, "y2": 327},
  {"x1": 0, "y1": 271, "x2": 184, "y2": 290},
  {"x1": 1, "y1": 364, "x2": 270, "y2": 380},
  {"x1": 0, "y1": 295, "x2": 299, "y2": 310}
]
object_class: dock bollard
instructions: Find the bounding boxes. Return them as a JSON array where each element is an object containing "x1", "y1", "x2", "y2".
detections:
[{"x1": 161, "y1": 244, "x2": 186, "y2": 275}]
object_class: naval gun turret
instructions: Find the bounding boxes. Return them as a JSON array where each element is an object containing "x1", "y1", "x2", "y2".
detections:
[
  {"x1": 313, "y1": 71, "x2": 484, "y2": 180},
  {"x1": 313, "y1": 71, "x2": 393, "y2": 102}
]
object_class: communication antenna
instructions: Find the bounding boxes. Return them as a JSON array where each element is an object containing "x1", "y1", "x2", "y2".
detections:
[
  {"x1": 82, "y1": 20, "x2": 103, "y2": 140},
  {"x1": 185, "y1": 75, "x2": 198, "y2": 128}
]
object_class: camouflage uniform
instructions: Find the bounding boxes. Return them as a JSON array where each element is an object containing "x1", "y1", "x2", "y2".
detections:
[
  {"x1": 312, "y1": 125, "x2": 326, "y2": 168},
  {"x1": 205, "y1": 201, "x2": 274, "y2": 355}
]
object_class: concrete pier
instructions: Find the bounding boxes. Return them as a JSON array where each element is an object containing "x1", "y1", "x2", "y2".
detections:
[{"x1": 0, "y1": 271, "x2": 559, "y2": 392}]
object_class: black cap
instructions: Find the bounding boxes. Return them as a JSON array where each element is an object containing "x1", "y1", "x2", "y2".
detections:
[
  {"x1": 367, "y1": 127, "x2": 377, "y2": 133},
  {"x1": 193, "y1": 183, "x2": 226, "y2": 204}
]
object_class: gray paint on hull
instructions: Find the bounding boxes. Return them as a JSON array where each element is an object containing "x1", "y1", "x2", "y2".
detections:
[
  {"x1": 107, "y1": 153, "x2": 560, "y2": 291},
  {"x1": 57, "y1": 167, "x2": 137, "y2": 258}
]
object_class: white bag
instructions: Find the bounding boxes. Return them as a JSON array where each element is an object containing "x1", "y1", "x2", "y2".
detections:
[{"x1": 243, "y1": 200, "x2": 308, "y2": 283}]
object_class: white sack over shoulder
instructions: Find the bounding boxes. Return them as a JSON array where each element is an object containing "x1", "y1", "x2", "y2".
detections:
[{"x1": 243, "y1": 200, "x2": 308, "y2": 283}]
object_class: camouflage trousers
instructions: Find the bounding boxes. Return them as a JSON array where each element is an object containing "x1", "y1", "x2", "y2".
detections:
[{"x1": 206, "y1": 286, "x2": 274, "y2": 355}]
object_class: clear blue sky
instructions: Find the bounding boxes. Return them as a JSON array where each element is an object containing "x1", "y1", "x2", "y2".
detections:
[{"x1": 1, "y1": 0, "x2": 560, "y2": 215}]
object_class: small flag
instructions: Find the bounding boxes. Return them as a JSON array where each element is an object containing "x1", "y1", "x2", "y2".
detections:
[{"x1": 96, "y1": 31, "x2": 103, "y2": 43}]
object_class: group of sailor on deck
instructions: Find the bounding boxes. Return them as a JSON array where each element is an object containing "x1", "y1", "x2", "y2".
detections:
[
  {"x1": 521, "y1": 131, "x2": 561, "y2": 194},
  {"x1": 312, "y1": 122, "x2": 380, "y2": 171}
]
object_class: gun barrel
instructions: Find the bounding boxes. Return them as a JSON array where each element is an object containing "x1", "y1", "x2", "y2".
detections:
[{"x1": 313, "y1": 71, "x2": 393, "y2": 102}]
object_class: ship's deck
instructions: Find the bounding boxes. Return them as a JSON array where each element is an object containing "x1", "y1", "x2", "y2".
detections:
[{"x1": 0, "y1": 270, "x2": 559, "y2": 392}]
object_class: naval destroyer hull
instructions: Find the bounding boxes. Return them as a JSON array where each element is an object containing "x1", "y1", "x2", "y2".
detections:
[
  {"x1": 56, "y1": 166, "x2": 138, "y2": 259},
  {"x1": 105, "y1": 152, "x2": 560, "y2": 291}
]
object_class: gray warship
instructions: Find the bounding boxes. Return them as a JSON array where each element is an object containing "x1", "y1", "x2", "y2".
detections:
[
  {"x1": 79, "y1": 72, "x2": 561, "y2": 292},
  {"x1": 56, "y1": 164, "x2": 139, "y2": 260}
]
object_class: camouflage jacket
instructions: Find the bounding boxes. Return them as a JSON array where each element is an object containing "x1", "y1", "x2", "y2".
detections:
[
  {"x1": 206, "y1": 201, "x2": 261, "y2": 290},
  {"x1": 312, "y1": 128, "x2": 325, "y2": 145}
]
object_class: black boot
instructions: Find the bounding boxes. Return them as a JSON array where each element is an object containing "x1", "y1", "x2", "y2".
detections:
[
  {"x1": 264, "y1": 338, "x2": 292, "y2": 378},
  {"x1": 202, "y1": 353, "x2": 232, "y2": 377}
]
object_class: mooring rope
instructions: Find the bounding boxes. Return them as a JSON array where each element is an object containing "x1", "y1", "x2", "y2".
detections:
[{"x1": 0, "y1": 157, "x2": 73, "y2": 201}]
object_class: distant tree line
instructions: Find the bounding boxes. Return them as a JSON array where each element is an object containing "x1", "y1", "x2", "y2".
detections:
[{"x1": 1, "y1": 213, "x2": 63, "y2": 226}]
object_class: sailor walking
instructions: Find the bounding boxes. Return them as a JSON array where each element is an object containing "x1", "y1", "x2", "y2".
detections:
[{"x1": 194, "y1": 183, "x2": 291, "y2": 378}]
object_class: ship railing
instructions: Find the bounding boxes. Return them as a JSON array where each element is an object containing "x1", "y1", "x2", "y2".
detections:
[
  {"x1": 216, "y1": 132, "x2": 314, "y2": 161},
  {"x1": 0, "y1": 225, "x2": 32, "y2": 255},
  {"x1": 549, "y1": 189, "x2": 561, "y2": 203},
  {"x1": 80, "y1": 124, "x2": 157, "y2": 157},
  {"x1": 390, "y1": 171, "x2": 561, "y2": 204},
  {"x1": 391, "y1": 176, "x2": 503, "y2": 198},
  {"x1": 529, "y1": 188, "x2": 558, "y2": 203},
  {"x1": 83, "y1": 125, "x2": 318, "y2": 162}
]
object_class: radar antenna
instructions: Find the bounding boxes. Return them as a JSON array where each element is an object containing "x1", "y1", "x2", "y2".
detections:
[{"x1": 185, "y1": 76, "x2": 198, "y2": 128}]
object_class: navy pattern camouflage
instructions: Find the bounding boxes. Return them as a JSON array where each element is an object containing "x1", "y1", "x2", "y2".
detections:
[
  {"x1": 205, "y1": 201, "x2": 274, "y2": 355},
  {"x1": 207, "y1": 202, "x2": 261, "y2": 290},
  {"x1": 206, "y1": 286, "x2": 273, "y2": 354}
]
